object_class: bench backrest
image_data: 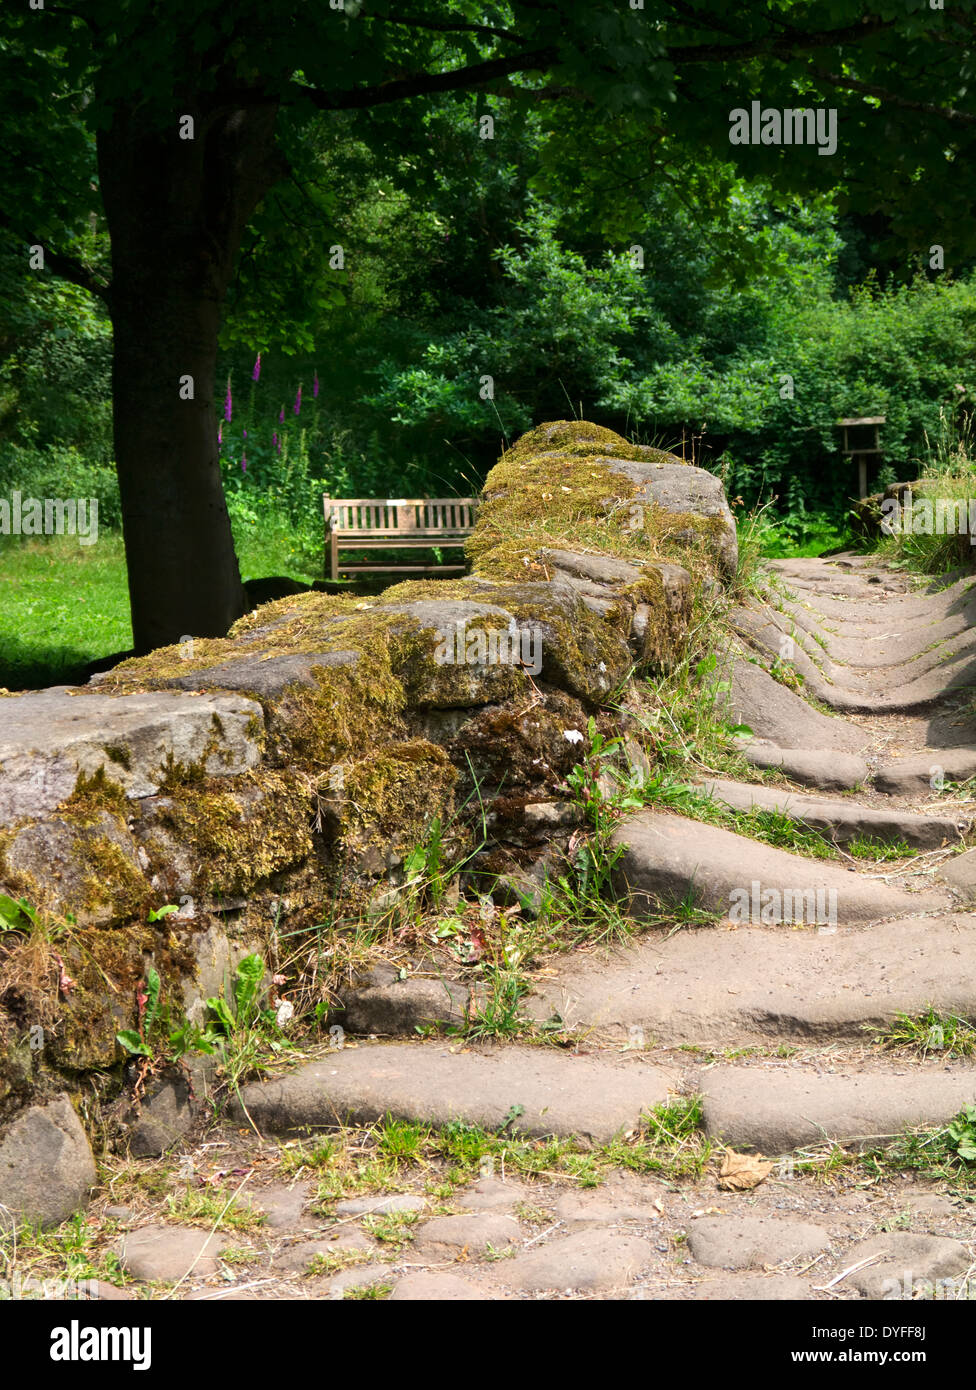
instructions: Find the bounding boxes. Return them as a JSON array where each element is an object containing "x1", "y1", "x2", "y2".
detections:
[{"x1": 323, "y1": 496, "x2": 478, "y2": 537}]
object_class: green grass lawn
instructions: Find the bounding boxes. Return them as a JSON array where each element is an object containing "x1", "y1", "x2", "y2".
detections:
[
  {"x1": 0, "y1": 517, "x2": 322, "y2": 691},
  {"x1": 0, "y1": 533, "x2": 132, "y2": 690}
]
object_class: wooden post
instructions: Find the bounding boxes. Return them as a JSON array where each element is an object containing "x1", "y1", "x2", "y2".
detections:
[
  {"x1": 323, "y1": 496, "x2": 339, "y2": 581},
  {"x1": 838, "y1": 416, "x2": 885, "y2": 502}
]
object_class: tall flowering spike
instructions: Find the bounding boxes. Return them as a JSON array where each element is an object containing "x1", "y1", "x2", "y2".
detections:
[
  {"x1": 241, "y1": 451, "x2": 247, "y2": 473},
  {"x1": 294, "y1": 384, "x2": 302, "y2": 416},
  {"x1": 224, "y1": 378, "x2": 233, "y2": 423},
  {"x1": 252, "y1": 352, "x2": 261, "y2": 382},
  {"x1": 243, "y1": 428, "x2": 247, "y2": 440},
  {"x1": 218, "y1": 422, "x2": 222, "y2": 446},
  {"x1": 313, "y1": 370, "x2": 319, "y2": 399},
  {"x1": 272, "y1": 430, "x2": 278, "y2": 451},
  {"x1": 279, "y1": 405, "x2": 285, "y2": 423}
]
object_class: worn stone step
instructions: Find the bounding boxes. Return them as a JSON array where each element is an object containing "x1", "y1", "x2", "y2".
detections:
[
  {"x1": 783, "y1": 591, "x2": 976, "y2": 646},
  {"x1": 736, "y1": 741, "x2": 870, "y2": 791},
  {"x1": 701, "y1": 1063, "x2": 976, "y2": 1154},
  {"x1": 697, "y1": 777, "x2": 969, "y2": 850},
  {"x1": 938, "y1": 847, "x2": 976, "y2": 901},
  {"x1": 735, "y1": 603, "x2": 976, "y2": 708},
  {"x1": 723, "y1": 659, "x2": 869, "y2": 753},
  {"x1": 612, "y1": 810, "x2": 943, "y2": 925},
  {"x1": 525, "y1": 915, "x2": 976, "y2": 1045},
  {"x1": 781, "y1": 574, "x2": 974, "y2": 625},
  {"x1": 873, "y1": 748, "x2": 976, "y2": 796},
  {"x1": 233, "y1": 1042, "x2": 677, "y2": 1144}
]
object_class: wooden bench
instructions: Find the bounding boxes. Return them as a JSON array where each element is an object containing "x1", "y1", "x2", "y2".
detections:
[{"x1": 323, "y1": 496, "x2": 479, "y2": 580}]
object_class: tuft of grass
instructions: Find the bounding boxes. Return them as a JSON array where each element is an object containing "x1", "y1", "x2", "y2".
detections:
[
  {"x1": 279, "y1": 1138, "x2": 339, "y2": 1176},
  {"x1": 0, "y1": 1212, "x2": 129, "y2": 1291},
  {"x1": 450, "y1": 970, "x2": 534, "y2": 1041},
  {"x1": 604, "y1": 1096, "x2": 714, "y2": 1181},
  {"x1": 376, "y1": 1118, "x2": 432, "y2": 1167},
  {"x1": 307, "y1": 1247, "x2": 383, "y2": 1278},
  {"x1": 732, "y1": 501, "x2": 779, "y2": 601},
  {"x1": 361, "y1": 1211, "x2": 420, "y2": 1247},
  {"x1": 846, "y1": 835, "x2": 916, "y2": 862},
  {"x1": 163, "y1": 1184, "x2": 266, "y2": 1232},
  {"x1": 873, "y1": 1007, "x2": 976, "y2": 1059},
  {"x1": 343, "y1": 1281, "x2": 394, "y2": 1300}
]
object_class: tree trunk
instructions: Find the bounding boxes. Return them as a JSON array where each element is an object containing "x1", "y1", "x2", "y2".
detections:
[{"x1": 97, "y1": 96, "x2": 285, "y2": 654}]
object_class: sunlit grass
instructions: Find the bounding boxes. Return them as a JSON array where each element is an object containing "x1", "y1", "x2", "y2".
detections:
[{"x1": 0, "y1": 520, "x2": 321, "y2": 689}]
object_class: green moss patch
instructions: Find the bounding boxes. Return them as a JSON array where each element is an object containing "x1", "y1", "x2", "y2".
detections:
[
  {"x1": 148, "y1": 771, "x2": 315, "y2": 899},
  {"x1": 466, "y1": 420, "x2": 711, "y2": 583},
  {"x1": 328, "y1": 740, "x2": 459, "y2": 862}
]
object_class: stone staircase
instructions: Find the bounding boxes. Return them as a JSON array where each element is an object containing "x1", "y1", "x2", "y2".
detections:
[{"x1": 205, "y1": 553, "x2": 976, "y2": 1300}]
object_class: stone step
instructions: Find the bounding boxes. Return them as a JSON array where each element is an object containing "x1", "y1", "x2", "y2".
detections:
[
  {"x1": 735, "y1": 604, "x2": 976, "y2": 709},
  {"x1": 736, "y1": 740, "x2": 870, "y2": 791},
  {"x1": 781, "y1": 574, "x2": 974, "y2": 625},
  {"x1": 724, "y1": 659, "x2": 869, "y2": 753},
  {"x1": 873, "y1": 748, "x2": 976, "y2": 796},
  {"x1": 697, "y1": 777, "x2": 969, "y2": 850},
  {"x1": 524, "y1": 914, "x2": 976, "y2": 1045},
  {"x1": 701, "y1": 1063, "x2": 976, "y2": 1154},
  {"x1": 783, "y1": 592, "x2": 976, "y2": 644},
  {"x1": 233, "y1": 1042, "x2": 677, "y2": 1145},
  {"x1": 612, "y1": 810, "x2": 943, "y2": 925}
]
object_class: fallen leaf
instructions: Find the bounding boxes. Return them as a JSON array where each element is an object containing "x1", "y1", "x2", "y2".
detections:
[{"x1": 717, "y1": 1150, "x2": 774, "y2": 1191}]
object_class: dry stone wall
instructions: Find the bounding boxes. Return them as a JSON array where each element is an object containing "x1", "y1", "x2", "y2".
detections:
[{"x1": 0, "y1": 419, "x2": 737, "y2": 1228}]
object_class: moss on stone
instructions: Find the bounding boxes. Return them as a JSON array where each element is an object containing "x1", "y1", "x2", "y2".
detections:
[
  {"x1": 60, "y1": 767, "x2": 130, "y2": 827},
  {"x1": 150, "y1": 771, "x2": 314, "y2": 898},
  {"x1": 329, "y1": 740, "x2": 459, "y2": 857},
  {"x1": 73, "y1": 823, "x2": 153, "y2": 925},
  {"x1": 267, "y1": 640, "x2": 406, "y2": 767},
  {"x1": 103, "y1": 742, "x2": 132, "y2": 771},
  {"x1": 465, "y1": 420, "x2": 708, "y2": 585}
]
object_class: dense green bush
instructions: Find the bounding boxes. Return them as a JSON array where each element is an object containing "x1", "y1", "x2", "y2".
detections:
[
  {"x1": 3, "y1": 113, "x2": 975, "y2": 558},
  {"x1": 0, "y1": 444, "x2": 121, "y2": 529}
]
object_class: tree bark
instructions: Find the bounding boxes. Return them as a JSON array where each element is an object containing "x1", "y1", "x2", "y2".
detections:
[{"x1": 97, "y1": 95, "x2": 285, "y2": 653}]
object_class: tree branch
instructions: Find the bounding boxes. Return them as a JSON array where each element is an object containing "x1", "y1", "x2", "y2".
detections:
[
  {"x1": 368, "y1": 11, "x2": 528, "y2": 45},
  {"x1": 809, "y1": 65, "x2": 976, "y2": 126},
  {"x1": 292, "y1": 46, "x2": 558, "y2": 112},
  {"x1": 667, "y1": 15, "x2": 896, "y2": 66},
  {"x1": 0, "y1": 210, "x2": 112, "y2": 306}
]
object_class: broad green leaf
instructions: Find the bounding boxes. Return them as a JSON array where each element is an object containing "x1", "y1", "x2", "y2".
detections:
[{"x1": 116, "y1": 1030, "x2": 151, "y2": 1057}]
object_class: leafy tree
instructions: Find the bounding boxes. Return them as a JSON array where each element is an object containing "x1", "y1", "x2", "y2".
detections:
[{"x1": 2, "y1": 1, "x2": 975, "y2": 649}]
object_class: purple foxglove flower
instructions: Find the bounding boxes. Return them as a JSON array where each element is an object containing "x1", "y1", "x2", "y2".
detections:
[
  {"x1": 241, "y1": 451, "x2": 247, "y2": 473},
  {"x1": 224, "y1": 379, "x2": 232, "y2": 423},
  {"x1": 279, "y1": 405, "x2": 285, "y2": 423},
  {"x1": 313, "y1": 371, "x2": 319, "y2": 399},
  {"x1": 252, "y1": 353, "x2": 261, "y2": 381},
  {"x1": 218, "y1": 422, "x2": 222, "y2": 446},
  {"x1": 294, "y1": 384, "x2": 302, "y2": 416},
  {"x1": 272, "y1": 431, "x2": 278, "y2": 450}
]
